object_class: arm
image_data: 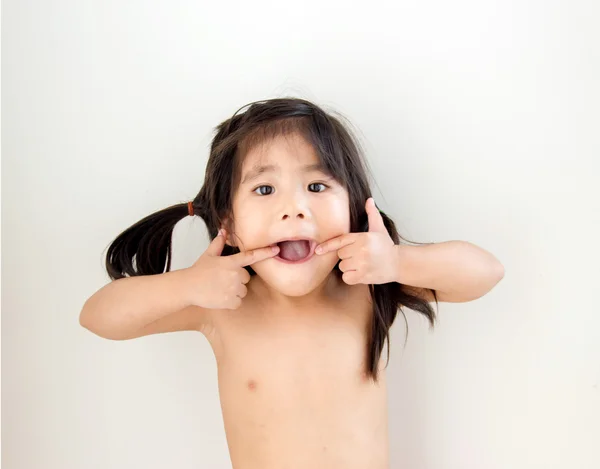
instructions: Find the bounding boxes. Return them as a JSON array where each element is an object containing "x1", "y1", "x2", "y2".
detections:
[
  {"x1": 394, "y1": 241, "x2": 505, "y2": 303},
  {"x1": 79, "y1": 269, "x2": 211, "y2": 340}
]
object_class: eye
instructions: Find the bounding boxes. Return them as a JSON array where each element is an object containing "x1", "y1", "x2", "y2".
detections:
[
  {"x1": 253, "y1": 185, "x2": 274, "y2": 196},
  {"x1": 308, "y1": 182, "x2": 328, "y2": 192}
]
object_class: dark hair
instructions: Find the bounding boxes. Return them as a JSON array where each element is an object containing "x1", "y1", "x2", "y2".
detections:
[{"x1": 105, "y1": 97, "x2": 437, "y2": 381}]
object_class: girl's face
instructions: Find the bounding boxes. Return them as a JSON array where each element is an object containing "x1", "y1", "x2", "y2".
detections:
[{"x1": 226, "y1": 132, "x2": 351, "y2": 298}]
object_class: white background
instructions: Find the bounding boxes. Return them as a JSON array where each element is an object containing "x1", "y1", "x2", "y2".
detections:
[{"x1": 3, "y1": 0, "x2": 599, "y2": 468}]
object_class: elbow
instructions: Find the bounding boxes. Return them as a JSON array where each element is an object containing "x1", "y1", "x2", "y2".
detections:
[
  {"x1": 484, "y1": 253, "x2": 505, "y2": 287},
  {"x1": 79, "y1": 304, "x2": 128, "y2": 341},
  {"x1": 78, "y1": 305, "x2": 93, "y2": 332},
  {"x1": 468, "y1": 261, "x2": 505, "y2": 302},
  {"x1": 481, "y1": 261, "x2": 505, "y2": 297},
  {"x1": 494, "y1": 260, "x2": 505, "y2": 283}
]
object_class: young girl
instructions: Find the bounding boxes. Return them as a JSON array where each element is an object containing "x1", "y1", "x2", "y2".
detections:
[{"x1": 80, "y1": 97, "x2": 504, "y2": 469}]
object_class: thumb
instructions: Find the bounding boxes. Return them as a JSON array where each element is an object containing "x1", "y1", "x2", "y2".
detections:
[
  {"x1": 366, "y1": 198, "x2": 387, "y2": 233},
  {"x1": 205, "y1": 229, "x2": 227, "y2": 256}
]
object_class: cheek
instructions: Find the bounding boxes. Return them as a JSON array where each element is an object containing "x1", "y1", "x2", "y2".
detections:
[
  {"x1": 230, "y1": 209, "x2": 266, "y2": 245},
  {"x1": 320, "y1": 197, "x2": 351, "y2": 231}
]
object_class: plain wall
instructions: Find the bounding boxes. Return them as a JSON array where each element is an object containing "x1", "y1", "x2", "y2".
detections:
[{"x1": 2, "y1": 0, "x2": 599, "y2": 468}]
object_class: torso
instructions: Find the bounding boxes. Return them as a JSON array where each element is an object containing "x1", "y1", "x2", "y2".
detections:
[{"x1": 201, "y1": 273, "x2": 390, "y2": 469}]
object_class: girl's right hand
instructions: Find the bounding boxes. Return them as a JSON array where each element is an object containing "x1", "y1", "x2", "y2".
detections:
[{"x1": 182, "y1": 229, "x2": 280, "y2": 310}]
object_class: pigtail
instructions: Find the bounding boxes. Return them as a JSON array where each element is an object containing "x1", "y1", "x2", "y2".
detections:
[
  {"x1": 102, "y1": 111, "x2": 241, "y2": 282},
  {"x1": 105, "y1": 202, "x2": 204, "y2": 280}
]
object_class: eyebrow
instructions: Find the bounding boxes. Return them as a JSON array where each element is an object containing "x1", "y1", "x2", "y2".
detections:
[{"x1": 240, "y1": 163, "x2": 328, "y2": 185}]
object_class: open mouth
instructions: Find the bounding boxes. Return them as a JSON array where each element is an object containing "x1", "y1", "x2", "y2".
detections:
[{"x1": 274, "y1": 239, "x2": 315, "y2": 264}]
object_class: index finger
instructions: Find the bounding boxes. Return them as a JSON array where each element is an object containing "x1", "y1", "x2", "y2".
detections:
[
  {"x1": 315, "y1": 233, "x2": 358, "y2": 255},
  {"x1": 233, "y1": 244, "x2": 280, "y2": 267}
]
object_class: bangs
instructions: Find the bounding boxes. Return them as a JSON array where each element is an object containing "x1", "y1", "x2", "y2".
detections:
[
  {"x1": 236, "y1": 116, "x2": 311, "y2": 157},
  {"x1": 232, "y1": 116, "x2": 348, "y2": 189}
]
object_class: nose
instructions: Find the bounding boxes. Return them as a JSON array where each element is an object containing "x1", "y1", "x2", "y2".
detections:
[
  {"x1": 281, "y1": 210, "x2": 305, "y2": 220},
  {"x1": 279, "y1": 193, "x2": 310, "y2": 221}
]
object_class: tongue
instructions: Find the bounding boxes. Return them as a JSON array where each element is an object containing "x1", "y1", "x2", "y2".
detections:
[{"x1": 278, "y1": 240, "x2": 310, "y2": 262}]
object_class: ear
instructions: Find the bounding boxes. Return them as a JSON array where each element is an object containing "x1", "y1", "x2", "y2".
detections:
[{"x1": 220, "y1": 219, "x2": 236, "y2": 247}]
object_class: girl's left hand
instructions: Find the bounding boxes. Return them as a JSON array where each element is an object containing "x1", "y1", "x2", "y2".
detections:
[{"x1": 315, "y1": 198, "x2": 398, "y2": 285}]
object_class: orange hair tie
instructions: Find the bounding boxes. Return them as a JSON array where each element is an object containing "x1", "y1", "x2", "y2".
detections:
[{"x1": 187, "y1": 201, "x2": 194, "y2": 217}]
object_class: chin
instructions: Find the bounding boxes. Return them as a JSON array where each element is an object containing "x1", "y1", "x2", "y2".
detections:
[
  {"x1": 263, "y1": 280, "x2": 321, "y2": 297},
  {"x1": 252, "y1": 258, "x2": 338, "y2": 297}
]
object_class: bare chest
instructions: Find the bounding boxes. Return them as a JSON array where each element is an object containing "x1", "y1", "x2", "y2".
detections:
[
  {"x1": 218, "y1": 312, "x2": 372, "y2": 402},
  {"x1": 211, "y1": 284, "x2": 373, "y2": 387},
  {"x1": 203, "y1": 287, "x2": 389, "y2": 469}
]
